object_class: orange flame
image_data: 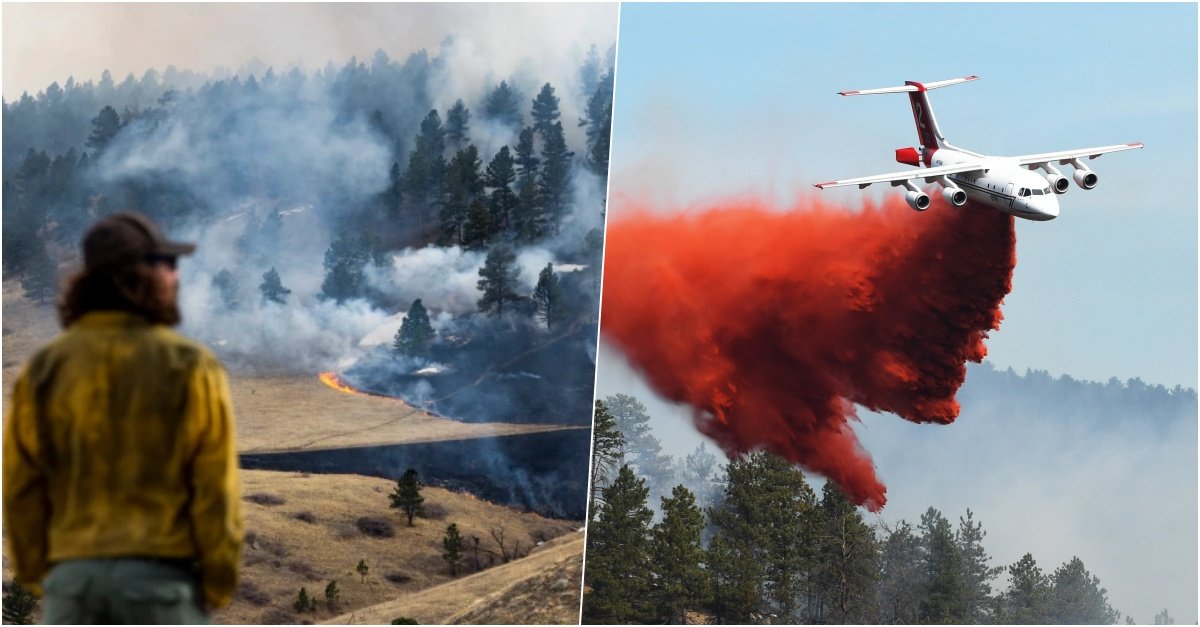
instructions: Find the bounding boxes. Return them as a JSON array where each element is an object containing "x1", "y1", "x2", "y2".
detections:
[{"x1": 318, "y1": 371, "x2": 392, "y2": 399}]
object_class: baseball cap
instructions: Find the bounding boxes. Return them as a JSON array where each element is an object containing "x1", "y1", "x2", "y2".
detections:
[{"x1": 83, "y1": 211, "x2": 196, "y2": 271}]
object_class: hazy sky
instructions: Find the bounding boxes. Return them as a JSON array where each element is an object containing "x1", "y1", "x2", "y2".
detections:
[
  {"x1": 2, "y1": 3, "x2": 618, "y2": 102},
  {"x1": 600, "y1": 3, "x2": 1197, "y2": 623}
]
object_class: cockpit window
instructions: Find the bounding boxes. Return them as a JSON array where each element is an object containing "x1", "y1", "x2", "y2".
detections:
[
  {"x1": 1043, "y1": 187, "x2": 1052, "y2": 194},
  {"x1": 1032, "y1": 189, "x2": 1042, "y2": 195},
  {"x1": 1019, "y1": 188, "x2": 1029, "y2": 197}
]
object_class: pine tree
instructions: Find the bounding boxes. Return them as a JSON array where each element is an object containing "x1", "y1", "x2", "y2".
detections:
[
  {"x1": 389, "y1": 468, "x2": 425, "y2": 526},
  {"x1": 476, "y1": 244, "x2": 523, "y2": 316},
  {"x1": 324, "y1": 580, "x2": 340, "y2": 610},
  {"x1": 443, "y1": 523, "x2": 464, "y2": 576},
  {"x1": 483, "y1": 80, "x2": 522, "y2": 130},
  {"x1": 604, "y1": 394, "x2": 675, "y2": 504},
  {"x1": 212, "y1": 269, "x2": 239, "y2": 310},
  {"x1": 485, "y1": 146, "x2": 518, "y2": 233},
  {"x1": 589, "y1": 400, "x2": 625, "y2": 521},
  {"x1": 958, "y1": 508, "x2": 1003, "y2": 622},
  {"x1": 580, "y1": 69, "x2": 614, "y2": 180},
  {"x1": 1000, "y1": 553, "x2": 1051, "y2": 624},
  {"x1": 445, "y1": 99, "x2": 470, "y2": 148},
  {"x1": 293, "y1": 587, "x2": 314, "y2": 612},
  {"x1": 816, "y1": 483, "x2": 878, "y2": 624},
  {"x1": 708, "y1": 452, "x2": 817, "y2": 623},
  {"x1": 260, "y1": 267, "x2": 291, "y2": 304},
  {"x1": 582, "y1": 465, "x2": 654, "y2": 624},
  {"x1": 514, "y1": 126, "x2": 540, "y2": 177},
  {"x1": 537, "y1": 121, "x2": 573, "y2": 233},
  {"x1": 21, "y1": 240, "x2": 56, "y2": 304},
  {"x1": 650, "y1": 485, "x2": 710, "y2": 624},
  {"x1": 878, "y1": 519, "x2": 924, "y2": 624},
  {"x1": 439, "y1": 145, "x2": 484, "y2": 245},
  {"x1": 531, "y1": 263, "x2": 565, "y2": 330},
  {"x1": 320, "y1": 235, "x2": 369, "y2": 303},
  {"x1": 86, "y1": 105, "x2": 121, "y2": 154},
  {"x1": 393, "y1": 299, "x2": 435, "y2": 356},
  {"x1": 530, "y1": 83, "x2": 561, "y2": 136},
  {"x1": 578, "y1": 44, "x2": 603, "y2": 98},
  {"x1": 356, "y1": 559, "x2": 369, "y2": 583},
  {"x1": 512, "y1": 170, "x2": 543, "y2": 243},
  {"x1": 403, "y1": 109, "x2": 447, "y2": 225},
  {"x1": 706, "y1": 531, "x2": 761, "y2": 624},
  {"x1": 1047, "y1": 557, "x2": 1118, "y2": 624},
  {"x1": 681, "y1": 442, "x2": 719, "y2": 511},
  {"x1": 919, "y1": 507, "x2": 969, "y2": 623},
  {"x1": 461, "y1": 198, "x2": 494, "y2": 250}
]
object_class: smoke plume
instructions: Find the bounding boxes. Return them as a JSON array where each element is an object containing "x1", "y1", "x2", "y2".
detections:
[{"x1": 600, "y1": 196, "x2": 1016, "y2": 510}]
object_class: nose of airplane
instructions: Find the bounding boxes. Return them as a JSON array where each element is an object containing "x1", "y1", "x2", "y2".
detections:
[{"x1": 1041, "y1": 195, "x2": 1060, "y2": 220}]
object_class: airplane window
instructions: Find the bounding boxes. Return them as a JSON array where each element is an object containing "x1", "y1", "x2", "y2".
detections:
[
  {"x1": 1019, "y1": 188, "x2": 1029, "y2": 196},
  {"x1": 1033, "y1": 189, "x2": 1043, "y2": 195},
  {"x1": 1043, "y1": 187, "x2": 1052, "y2": 194}
]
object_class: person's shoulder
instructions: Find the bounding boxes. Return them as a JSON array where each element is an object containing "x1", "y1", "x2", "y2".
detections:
[{"x1": 147, "y1": 327, "x2": 224, "y2": 370}]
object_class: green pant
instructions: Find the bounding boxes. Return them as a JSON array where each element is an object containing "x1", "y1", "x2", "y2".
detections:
[{"x1": 41, "y1": 558, "x2": 210, "y2": 625}]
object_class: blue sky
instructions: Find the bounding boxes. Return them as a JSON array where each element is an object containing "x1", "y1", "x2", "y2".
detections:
[
  {"x1": 599, "y1": 3, "x2": 1196, "y2": 622},
  {"x1": 608, "y1": 2, "x2": 1196, "y2": 389}
]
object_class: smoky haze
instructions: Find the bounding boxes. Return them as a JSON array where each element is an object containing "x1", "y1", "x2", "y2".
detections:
[
  {"x1": 2, "y1": 3, "x2": 618, "y2": 105},
  {"x1": 8, "y1": 5, "x2": 617, "y2": 376}
]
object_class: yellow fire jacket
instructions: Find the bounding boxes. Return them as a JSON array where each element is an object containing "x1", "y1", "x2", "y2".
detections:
[{"x1": 3, "y1": 311, "x2": 243, "y2": 608}]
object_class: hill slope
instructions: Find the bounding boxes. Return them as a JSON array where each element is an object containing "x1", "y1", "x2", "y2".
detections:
[{"x1": 325, "y1": 531, "x2": 584, "y2": 625}]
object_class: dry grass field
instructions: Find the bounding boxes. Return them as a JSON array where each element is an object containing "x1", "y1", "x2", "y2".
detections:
[
  {"x1": 325, "y1": 531, "x2": 584, "y2": 625},
  {"x1": 220, "y1": 471, "x2": 578, "y2": 625},
  {"x1": 2, "y1": 281, "x2": 588, "y2": 624}
]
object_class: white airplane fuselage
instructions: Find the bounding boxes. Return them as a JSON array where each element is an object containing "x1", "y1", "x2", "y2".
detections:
[
  {"x1": 931, "y1": 148, "x2": 1060, "y2": 221},
  {"x1": 815, "y1": 76, "x2": 1141, "y2": 221}
]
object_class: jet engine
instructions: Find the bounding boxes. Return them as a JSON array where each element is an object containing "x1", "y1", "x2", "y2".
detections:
[
  {"x1": 905, "y1": 190, "x2": 931, "y2": 211},
  {"x1": 1072, "y1": 168, "x2": 1098, "y2": 189},
  {"x1": 1069, "y1": 159, "x2": 1098, "y2": 189},
  {"x1": 942, "y1": 186, "x2": 967, "y2": 206},
  {"x1": 1033, "y1": 163, "x2": 1071, "y2": 193}
]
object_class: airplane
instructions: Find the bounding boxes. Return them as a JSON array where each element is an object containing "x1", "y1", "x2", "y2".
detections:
[{"x1": 814, "y1": 76, "x2": 1142, "y2": 221}]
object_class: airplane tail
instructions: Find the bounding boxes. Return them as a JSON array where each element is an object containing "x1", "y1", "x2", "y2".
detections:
[{"x1": 839, "y1": 76, "x2": 978, "y2": 151}]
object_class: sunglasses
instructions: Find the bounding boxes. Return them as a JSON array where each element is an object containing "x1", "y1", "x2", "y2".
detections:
[{"x1": 146, "y1": 254, "x2": 178, "y2": 270}]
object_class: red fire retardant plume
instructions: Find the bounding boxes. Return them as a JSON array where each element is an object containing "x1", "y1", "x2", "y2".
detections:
[{"x1": 600, "y1": 196, "x2": 1016, "y2": 511}]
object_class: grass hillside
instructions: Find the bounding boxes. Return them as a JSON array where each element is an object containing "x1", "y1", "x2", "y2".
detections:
[
  {"x1": 325, "y1": 531, "x2": 584, "y2": 625},
  {"x1": 218, "y1": 471, "x2": 577, "y2": 625}
]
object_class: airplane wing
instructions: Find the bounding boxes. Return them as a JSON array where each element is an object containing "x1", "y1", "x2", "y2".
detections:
[
  {"x1": 814, "y1": 162, "x2": 986, "y2": 189},
  {"x1": 1015, "y1": 143, "x2": 1143, "y2": 167}
]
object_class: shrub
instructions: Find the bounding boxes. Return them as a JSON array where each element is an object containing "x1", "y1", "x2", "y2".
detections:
[
  {"x1": 385, "y1": 572, "x2": 413, "y2": 585},
  {"x1": 420, "y1": 502, "x2": 449, "y2": 520},
  {"x1": 244, "y1": 492, "x2": 286, "y2": 506},
  {"x1": 287, "y1": 559, "x2": 319, "y2": 581},
  {"x1": 236, "y1": 580, "x2": 271, "y2": 606},
  {"x1": 356, "y1": 516, "x2": 395, "y2": 538},
  {"x1": 291, "y1": 511, "x2": 317, "y2": 524}
]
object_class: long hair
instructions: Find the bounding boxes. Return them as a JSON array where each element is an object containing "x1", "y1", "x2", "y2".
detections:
[{"x1": 57, "y1": 262, "x2": 181, "y2": 327}]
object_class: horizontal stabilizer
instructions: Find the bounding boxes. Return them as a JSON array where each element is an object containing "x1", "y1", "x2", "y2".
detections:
[{"x1": 840, "y1": 75, "x2": 979, "y2": 96}]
